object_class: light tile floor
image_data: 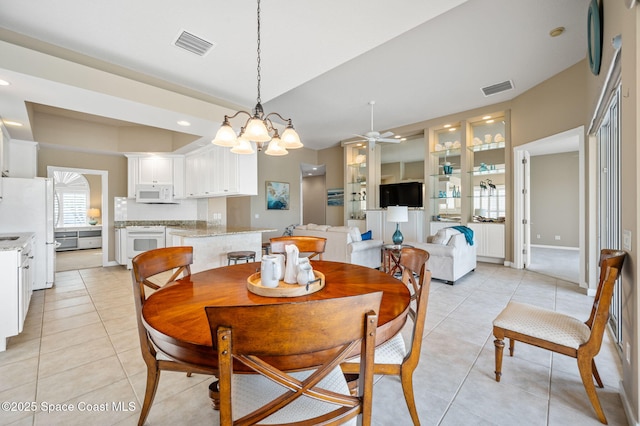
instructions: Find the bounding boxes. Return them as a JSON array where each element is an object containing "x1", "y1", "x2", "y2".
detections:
[{"x1": 0, "y1": 262, "x2": 628, "y2": 425}]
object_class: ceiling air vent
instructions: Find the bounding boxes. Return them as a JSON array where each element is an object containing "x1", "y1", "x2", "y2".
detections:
[
  {"x1": 174, "y1": 30, "x2": 215, "y2": 56},
  {"x1": 481, "y1": 80, "x2": 514, "y2": 97}
]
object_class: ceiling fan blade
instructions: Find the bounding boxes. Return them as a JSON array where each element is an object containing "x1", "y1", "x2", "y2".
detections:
[
  {"x1": 377, "y1": 138, "x2": 400, "y2": 143},
  {"x1": 379, "y1": 131, "x2": 394, "y2": 138}
]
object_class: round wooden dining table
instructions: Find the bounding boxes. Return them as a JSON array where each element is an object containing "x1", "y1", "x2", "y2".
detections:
[{"x1": 142, "y1": 260, "x2": 411, "y2": 370}]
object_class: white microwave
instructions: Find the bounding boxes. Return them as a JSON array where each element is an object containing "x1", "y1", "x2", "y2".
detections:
[{"x1": 135, "y1": 184, "x2": 176, "y2": 203}]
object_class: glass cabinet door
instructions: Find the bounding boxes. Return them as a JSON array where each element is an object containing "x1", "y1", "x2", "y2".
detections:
[
  {"x1": 430, "y1": 125, "x2": 462, "y2": 222},
  {"x1": 468, "y1": 116, "x2": 506, "y2": 223},
  {"x1": 346, "y1": 145, "x2": 367, "y2": 220}
]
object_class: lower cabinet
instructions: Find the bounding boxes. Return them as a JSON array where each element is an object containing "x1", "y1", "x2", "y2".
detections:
[
  {"x1": 467, "y1": 222, "x2": 505, "y2": 262},
  {"x1": 115, "y1": 228, "x2": 127, "y2": 265},
  {"x1": 0, "y1": 235, "x2": 34, "y2": 351}
]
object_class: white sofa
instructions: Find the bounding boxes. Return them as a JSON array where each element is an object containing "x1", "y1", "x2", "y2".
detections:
[
  {"x1": 292, "y1": 224, "x2": 383, "y2": 269},
  {"x1": 407, "y1": 227, "x2": 476, "y2": 284}
]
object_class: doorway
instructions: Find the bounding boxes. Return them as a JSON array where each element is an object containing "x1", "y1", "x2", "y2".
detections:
[
  {"x1": 301, "y1": 163, "x2": 326, "y2": 225},
  {"x1": 513, "y1": 126, "x2": 585, "y2": 286},
  {"x1": 47, "y1": 166, "x2": 109, "y2": 270}
]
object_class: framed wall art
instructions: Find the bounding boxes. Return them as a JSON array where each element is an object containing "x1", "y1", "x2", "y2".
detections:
[
  {"x1": 266, "y1": 181, "x2": 290, "y2": 210},
  {"x1": 327, "y1": 188, "x2": 344, "y2": 206}
]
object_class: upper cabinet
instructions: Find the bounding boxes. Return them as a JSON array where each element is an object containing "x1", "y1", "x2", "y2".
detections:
[
  {"x1": 126, "y1": 155, "x2": 184, "y2": 198},
  {"x1": 184, "y1": 145, "x2": 257, "y2": 198},
  {"x1": 138, "y1": 156, "x2": 174, "y2": 185}
]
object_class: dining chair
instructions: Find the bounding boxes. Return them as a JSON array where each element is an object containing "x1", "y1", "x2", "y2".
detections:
[
  {"x1": 342, "y1": 247, "x2": 432, "y2": 426},
  {"x1": 204, "y1": 292, "x2": 383, "y2": 425},
  {"x1": 131, "y1": 246, "x2": 217, "y2": 426},
  {"x1": 269, "y1": 235, "x2": 327, "y2": 260},
  {"x1": 493, "y1": 249, "x2": 626, "y2": 424}
]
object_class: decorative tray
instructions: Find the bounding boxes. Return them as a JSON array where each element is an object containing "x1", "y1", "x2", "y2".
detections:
[{"x1": 246, "y1": 270, "x2": 325, "y2": 297}]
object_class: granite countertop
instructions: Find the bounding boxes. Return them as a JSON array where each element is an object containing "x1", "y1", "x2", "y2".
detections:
[
  {"x1": 167, "y1": 226, "x2": 277, "y2": 238},
  {"x1": 0, "y1": 232, "x2": 35, "y2": 251}
]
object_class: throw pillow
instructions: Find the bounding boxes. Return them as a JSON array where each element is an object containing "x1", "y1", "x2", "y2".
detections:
[
  {"x1": 349, "y1": 227, "x2": 362, "y2": 242},
  {"x1": 431, "y1": 229, "x2": 448, "y2": 245},
  {"x1": 361, "y1": 230, "x2": 372, "y2": 241}
]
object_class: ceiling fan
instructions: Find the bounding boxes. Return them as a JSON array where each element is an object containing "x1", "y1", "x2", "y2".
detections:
[{"x1": 353, "y1": 101, "x2": 399, "y2": 149}]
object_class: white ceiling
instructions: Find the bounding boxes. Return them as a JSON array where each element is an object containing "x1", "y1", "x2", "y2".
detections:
[{"x1": 0, "y1": 0, "x2": 590, "y2": 152}]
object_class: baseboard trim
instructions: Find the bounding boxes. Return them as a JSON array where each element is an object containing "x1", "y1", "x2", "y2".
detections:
[
  {"x1": 619, "y1": 380, "x2": 639, "y2": 426},
  {"x1": 530, "y1": 244, "x2": 579, "y2": 251}
]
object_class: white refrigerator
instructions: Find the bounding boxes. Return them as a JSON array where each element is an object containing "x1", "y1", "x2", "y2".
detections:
[{"x1": 0, "y1": 177, "x2": 55, "y2": 289}]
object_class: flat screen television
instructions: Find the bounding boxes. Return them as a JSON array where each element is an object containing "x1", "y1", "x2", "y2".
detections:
[{"x1": 379, "y1": 181, "x2": 424, "y2": 208}]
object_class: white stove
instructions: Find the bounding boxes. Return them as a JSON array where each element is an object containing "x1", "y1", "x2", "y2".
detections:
[{"x1": 125, "y1": 225, "x2": 166, "y2": 269}]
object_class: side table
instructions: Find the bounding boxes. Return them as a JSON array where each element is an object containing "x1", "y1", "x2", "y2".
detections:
[{"x1": 382, "y1": 244, "x2": 413, "y2": 276}]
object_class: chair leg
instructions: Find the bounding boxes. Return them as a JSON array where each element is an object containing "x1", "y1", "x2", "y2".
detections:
[
  {"x1": 138, "y1": 366, "x2": 161, "y2": 426},
  {"x1": 494, "y1": 338, "x2": 505, "y2": 382},
  {"x1": 400, "y1": 368, "x2": 420, "y2": 426},
  {"x1": 209, "y1": 380, "x2": 220, "y2": 410},
  {"x1": 592, "y1": 359, "x2": 604, "y2": 388},
  {"x1": 509, "y1": 338, "x2": 515, "y2": 356},
  {"x1": 577, "y1": 355, "x2": 608, "y2": 424}
]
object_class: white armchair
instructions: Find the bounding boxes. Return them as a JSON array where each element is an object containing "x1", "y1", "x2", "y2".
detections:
[
  {"x1": 407, "y1": 227, "x2": 476, "y2": 284},
  {"x1": 292, "y1": 224, "x2": 382, "y2": 269}
]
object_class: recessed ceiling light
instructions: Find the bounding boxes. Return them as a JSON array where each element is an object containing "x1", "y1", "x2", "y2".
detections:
[
  {"x1": 356, "y1": 143, "x2": 363, "y2": 147},
  {"x1": 177, "y1": 120, "x2": 191, "y2": 126},
  {"x1": 3, "y1": 120, "x2": 22, "y2": 127},
  {"x1": 482, "y1": 115, "x2": 491, "y2": 120},
  {"x1": 0, "y1": 80, "x2": 10, "y2": 86},
  {"x1": 400, "y1": 138, "x2": 407, "y2": 141},
  {"x1": 549, "y1": 27, "x2": 565, "y2": 38},
  {"x1": 486, "y1": 119, "x2": 495, "y2": 124},
  {"x1": 444, "y1": 124, "x2": 451, "y2": 128},
  {"x1": 394, "y1": 135, "x2": 402, "y2": 139},
  {"x1": 312, "y1": 167, "x2": 317, "y2": 170},
  {"x1": 448, "y1": 128, "x2": 456, "y2": 132}
]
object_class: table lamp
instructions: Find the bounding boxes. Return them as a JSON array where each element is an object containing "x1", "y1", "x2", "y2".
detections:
[
  {"x1": 387, "y1": 205, "x2": 408, "y2": 245},
  {"x1": 88, "y1": 208, "x2": 101, "y2": 225}
]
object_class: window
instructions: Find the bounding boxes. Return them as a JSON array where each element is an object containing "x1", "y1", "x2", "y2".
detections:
[
  {"x1": 598, "y1": 86, "x2": 621, "y2": 344},
  {"x1": 52, "y1": 171, "x2": 90, "y2": 227}
]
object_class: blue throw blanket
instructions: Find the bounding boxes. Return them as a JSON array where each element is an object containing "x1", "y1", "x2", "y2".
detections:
[{"x1": 451, "y1": 226, "x2": 474, "y2": 246}]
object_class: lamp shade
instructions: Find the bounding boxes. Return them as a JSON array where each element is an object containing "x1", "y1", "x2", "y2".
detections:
[
  {"x1": 88, "y1": 208, "x2": 101, "y2": 218},
  {"x1": 230, "y1": 136, "x2": 255, "y2": 154},
  {"x1": 212, "y1": 124, "x2": 238, "y2": 147},
  {"x1": 386, "y1": 206, "x2": 408, "y2": 223}
]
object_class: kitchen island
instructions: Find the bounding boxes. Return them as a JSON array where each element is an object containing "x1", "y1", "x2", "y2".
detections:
[{"x1": 166, "y1": 225, "x2": 276, "y2": 272}]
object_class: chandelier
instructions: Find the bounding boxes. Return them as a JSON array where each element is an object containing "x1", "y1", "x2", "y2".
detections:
[{"x1": 212, "y1": 0, "x2": 302, "y2": 156}]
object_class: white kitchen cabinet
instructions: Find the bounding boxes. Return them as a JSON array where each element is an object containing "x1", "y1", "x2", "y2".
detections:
[
  {"x1": 0, "y1": 234, "x2": 35, "y2": 351},
  {"x1": 127, "y1": 155, "x2": 183, "y2": 198},
  {"x1": 172, "y1": 156, "x2": 185, "y2": 199},
  {"x1": 138, "y1": 156, "x2": 173, "y2": 185},
  {"x1": 115, "y1": 228, "x2": 127, "y2": 265},
  {"x1": 185, "y1": 145, "x2": 257, "y2": 198},
  {"x1": 236, "y1": 148, "x2": 258, "y2": 196},
  {"x1": 8, "y1": 140, "x2": 38, "y2": 178},
  {"x1": 0, "y1": 120, "x2": 8, "y2": 200},
  {"x1": 467, "y1": 222, "x2": 505, "y2": 262}
]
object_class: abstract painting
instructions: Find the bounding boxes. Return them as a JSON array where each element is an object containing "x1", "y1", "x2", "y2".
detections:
[{"x1": 266, "y1": 181, "x2": 289, "y2": 210}]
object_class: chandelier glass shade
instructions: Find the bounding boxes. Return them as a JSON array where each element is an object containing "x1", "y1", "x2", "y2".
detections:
[{"x1": 212, "y1": 0, "x2": 302, "y2": 156}]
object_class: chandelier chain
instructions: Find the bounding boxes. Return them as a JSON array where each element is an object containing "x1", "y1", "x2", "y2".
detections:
[{"x1": 256, "y1": 0, "x2": 261, "y2": 106}]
